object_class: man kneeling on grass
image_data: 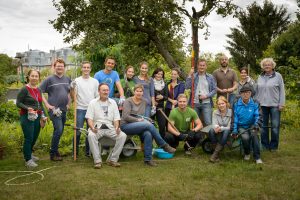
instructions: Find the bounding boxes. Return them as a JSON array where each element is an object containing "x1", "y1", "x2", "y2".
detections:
[
  {"x1": 231, "y1": 84, "x2": 263, "y2": 164},
  {"x1": 165, "y1": 94, "x2": 203, "y2": 155},
  {"x1": 85, "y1": 83, "x2": 126, "y2": 168}
]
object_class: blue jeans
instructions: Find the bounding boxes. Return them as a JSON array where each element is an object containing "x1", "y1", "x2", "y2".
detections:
[
  {"x1": 121, "y1": 121, "x2": 167, "y2": 161},
  {"x1": 261, "y1": 106, "x2": 281, "y2": 150},
  {"x1": 239, "y1": 128, "x2": 260, "y2": 160},
  {"x1": 228, "y1": 93, "x2": 236, "y2": 108},
  {"x1": 49, "y1": 110, "x2": 66, "y2": 157},
  {"x1": 194, "y1": 103, "x2": 212, "y2": 126},
  {"x1": 144, "y1": 104, "x2": 151, "y2": 118},
  {"x1": 73, "y1": 109, "x2": 90, "y2": 156},
  {"x1": 208, "y1": 129, "x2": 230, "y2": 146}
]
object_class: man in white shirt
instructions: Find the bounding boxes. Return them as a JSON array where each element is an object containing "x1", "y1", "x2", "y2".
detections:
[
  {"x1": 71, "y1": 61, "x2": 99, "y2": 157},
  {"x1": 85, "y1": 83, "x2": 126, "y2": 168}
]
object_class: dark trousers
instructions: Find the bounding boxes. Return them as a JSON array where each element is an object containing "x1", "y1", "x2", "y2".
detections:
[
  {"x1": 164, "y1": 108, "x2": 172, "y2": 131},
  {"x1": 165, "y1": 131, "x2": 202, "y2": 151},
  {"x1": 152, "y1": 106, "x2": 166, "y2": 139},
  {"x1": 20, "y1": 115, "x2": 41, "y2": 161}
]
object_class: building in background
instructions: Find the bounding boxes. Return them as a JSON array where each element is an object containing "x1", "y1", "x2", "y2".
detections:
[{"x1": 16, "y1": 47, "x2": 77, "y2": 71}]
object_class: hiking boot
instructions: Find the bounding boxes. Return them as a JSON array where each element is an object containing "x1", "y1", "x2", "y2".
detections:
[
  {"x1": 209, "y1": 144, "x2": 223, "y2": 163},
  {"x1": 256, "y1": 159, "x2": 263, "y2": 164},
  {"x1": 185, "y1": 150, "x2": 192, "y2": 155},
  {"x1": 50, "y1": 155, "x2": 63, "y2": 161},
  {"x1": 107, "y1": 160, "x2": 121, "y2": 167},
  {"x1": 25, "y1": 159, "x2": 38, "y2": 168},
  {"x1": 31, "y1": 154, "x2": 39, "y2": 162},
  {"x1": 144, "y1": 160, "x2": 157, "y2": 167},
  {"x1": 162, "y1": 144, "x2": 176, "y2": 153},
  {"x1": 244, "y1": 154, "x2": 250, "y2": 161},
  {"x1": 94, "y1": 162, "x2": 102, "y2": 169}
]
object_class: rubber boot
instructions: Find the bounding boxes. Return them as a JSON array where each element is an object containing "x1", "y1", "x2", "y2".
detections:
[{"x1": 209, "y1": 144, "x2": 223, "y2": 163}]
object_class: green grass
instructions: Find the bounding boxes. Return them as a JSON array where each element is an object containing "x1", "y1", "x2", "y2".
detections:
[{"x1": 0, "y1": 127, "x2": 300, "y2": 200}]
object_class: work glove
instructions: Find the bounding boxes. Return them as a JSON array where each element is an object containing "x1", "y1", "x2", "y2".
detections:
[
  {"x1": 52, "y1": 107, "x2": 62, "y2": 117},
  {"x1": 70, "y1": 80, "x2": 77, "y2": 89},
  {"x1": 178, "y1": 133, "x2": 188, "y2": 141},
  {"x1": 231, "y1": 131, "x2": 238, "y2": 139},
  {"x1": 150, "y1": 106, "x2": 156, "y2": 116},
  {"x1": 187, "y1": 131, "x2": 196, "y2": 140},
  {"x1": 119, "y1": 97, "x2": 125, "y2": 106}
]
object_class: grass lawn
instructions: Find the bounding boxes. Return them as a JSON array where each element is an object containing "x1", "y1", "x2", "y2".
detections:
[{"x1": 0, "y1": 127, "x2": 299, "y2": 200}]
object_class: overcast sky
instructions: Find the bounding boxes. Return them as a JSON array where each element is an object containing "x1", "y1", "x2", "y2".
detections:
[{"x1": 0, "y1": 0, "x2": 298, "y2": 58}]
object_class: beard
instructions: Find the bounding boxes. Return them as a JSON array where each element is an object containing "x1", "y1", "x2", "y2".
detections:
[{"x1": 221, "y1": 62, "x2": 228, "y2": 68}]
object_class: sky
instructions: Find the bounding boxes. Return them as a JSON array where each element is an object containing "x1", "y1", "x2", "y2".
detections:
[{"x1": 0, "y1": 0, "x2": 298, "y2": 58}]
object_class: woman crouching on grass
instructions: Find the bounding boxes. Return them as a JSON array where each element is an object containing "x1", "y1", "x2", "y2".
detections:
[
  {"x1": 208, "y1": 96, "x2": 232, "y2": 163},
  {"x1": 120, "y1": 84, "x2": 176, "y2": 167},
  {"x1": 16, "y1": 69, "x2": 47, "y2": 168}
]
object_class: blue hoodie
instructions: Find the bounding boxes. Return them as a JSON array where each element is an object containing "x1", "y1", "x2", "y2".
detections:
[{"x1": 232, "y1": 97, "x2": 262, "y2": 133}]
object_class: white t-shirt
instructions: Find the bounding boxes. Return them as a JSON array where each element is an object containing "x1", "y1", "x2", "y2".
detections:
[
  {"x1": 85, "y1": 98, "x2": 120, "y2": 129},
  {"x1": 75, "y1": 76, "x2": 99, "y2": 110},
  {"x1": 194, "y1": 75, "x2": 210, "y2": 104}
]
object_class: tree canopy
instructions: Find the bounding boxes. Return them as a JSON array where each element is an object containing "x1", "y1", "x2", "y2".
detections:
[
  {"x1": 51, "y1": 0, "x2": 239, "y2": 78},
  {"x1": 226, "y1": 0, "x2": 290, "y2": 73},
  {"x1": 263, "y1": 22, "x2": 300, "y2": 101},
  {"x1": 51, "y1": 0, "x2": 187, "y2": 74}
]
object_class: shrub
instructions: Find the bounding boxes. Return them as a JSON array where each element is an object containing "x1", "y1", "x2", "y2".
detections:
[{"x1": 0, "y1": 101, "x2": 19, "y2": 123}]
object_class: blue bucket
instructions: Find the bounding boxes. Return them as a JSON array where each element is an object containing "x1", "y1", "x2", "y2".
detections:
[{"x1": 154, "y1": 148, "x2": 174, "y2": 159}]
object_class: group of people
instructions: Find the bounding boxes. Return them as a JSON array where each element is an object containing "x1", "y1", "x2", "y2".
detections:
[{"x1": 16, "y1": 54, "x2": 285, "y2": 168}]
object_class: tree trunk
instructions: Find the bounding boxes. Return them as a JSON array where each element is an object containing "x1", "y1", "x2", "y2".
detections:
[
  {"x1": 191, "y1": 22, "x2": 199, "y2": 68},
  {"x1": 148, "y1": 32, "x2": 188, "y2": 79},
  {"x1": 191, "y1": 8, "x2": 200, "y2": 69}
]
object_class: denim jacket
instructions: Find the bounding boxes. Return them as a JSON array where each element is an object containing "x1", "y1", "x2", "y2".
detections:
[{"x1": 185, "y1": 72, "x2": 217, "y2": 107}]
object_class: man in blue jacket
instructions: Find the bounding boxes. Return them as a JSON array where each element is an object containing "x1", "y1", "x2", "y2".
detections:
[{"x1": 231, "y1": 84, "x2": 263, "y2": 164}]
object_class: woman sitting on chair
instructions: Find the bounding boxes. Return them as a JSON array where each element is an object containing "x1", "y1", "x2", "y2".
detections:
[
  {"x1": 120, "y1": 84, "x2": 176, "y2": 167},
  {"x1": 208, "y1": 96, "x2": 232, "y2": 163}
]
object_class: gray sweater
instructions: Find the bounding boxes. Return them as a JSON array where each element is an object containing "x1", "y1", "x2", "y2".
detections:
[
  {"x1": 255, "y1": 71, "x2": 285, "y2": 107},
  {"x1": 121, "y1": 97, "x2": 147, "y2": 126},
  {"x1": 212, "y1": 109, "x2": 232, "y2": 131}
]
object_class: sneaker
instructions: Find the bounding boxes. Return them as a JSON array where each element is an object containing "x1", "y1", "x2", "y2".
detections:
[
  {"x1": 162, "y1": 144, "x2": 176, "y2": 153},
  {"x1": 94, "y1": 162, "x2": 102, "y2": 169},
  {"x1": 25, "y1": 159, "x2": 38, "y2": 168},
  {"x1": 50, "y1": 155, "x2": 63, "y2": 161},
  {"x1": 31, "y1": 154, "x2": 39, "y2": 162},
  {"x1": 244, "y1": 154, "x2": 250, "y2": 161},
  {"x1": 144, "y1": 160, "x2": 157, "y2": 167},
  {"x1": 185, "y1": 150, "x2": 192, "y2": 155},
  {"x1": 256, "y1": 159, "x2": 263, "y2": 164},
  {"x1": 107, "y1": 160, "x2": 121, "y2": 167}
]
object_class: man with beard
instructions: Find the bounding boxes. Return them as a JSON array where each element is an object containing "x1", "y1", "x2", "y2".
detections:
[{"x1": 213, "y1": 55, "x2": 238, "y2": 106}]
